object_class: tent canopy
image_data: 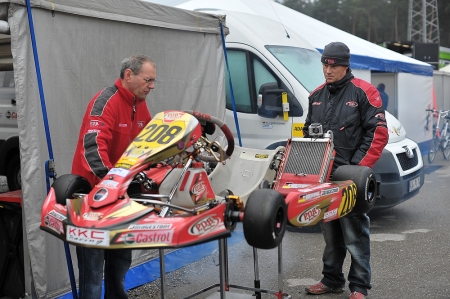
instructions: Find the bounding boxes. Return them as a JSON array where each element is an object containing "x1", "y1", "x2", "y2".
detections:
[{"x1": 155, "y1": 0, "x2": 434, "y2": 76}]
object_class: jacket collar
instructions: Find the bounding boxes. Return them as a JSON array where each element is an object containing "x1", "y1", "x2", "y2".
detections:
[
  {"x1": 114, "y1": 78, "x2": 146, "y2": 106},
  {"x1": 326, "y1": 69, "x2": 354, "y2": 94}
]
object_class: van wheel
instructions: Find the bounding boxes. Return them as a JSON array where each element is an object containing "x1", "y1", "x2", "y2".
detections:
[
  {"x1": 243, "y1": 189, "x2": 287, "y2": 249},
  {"x1": 52, "y1": 174, "x2": 92, "y2": 206},
  {"x1": 6, "y1": 154, "x2": 21, "y2": 191},
  {"x1": 332, "y1": 165, "x2": 377, "y2": 214}
]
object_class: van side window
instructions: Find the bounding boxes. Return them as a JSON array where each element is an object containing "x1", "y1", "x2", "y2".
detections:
[
  {"x1": 225, "y1": 51, "x2": 253, "y2": 113},
  {"x1": 253, "y1": 59, "x2": 277, "y2": 99},
  {"x1": 226, "y1": 49, "x2": 278, "y2": 114}
]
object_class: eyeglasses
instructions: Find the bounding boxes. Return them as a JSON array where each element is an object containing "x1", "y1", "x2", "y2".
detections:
[{"x1": 135, "y1": 73, "x2": 156, "y2": 84}]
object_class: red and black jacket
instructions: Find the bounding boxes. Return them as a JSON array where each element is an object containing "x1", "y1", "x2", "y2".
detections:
[
  {"x1": 303, "y1": 70, "x2": 388, "y2": 170},
  {"x1": 72, "y1": 78, "x2": 151, "y2": 187}
]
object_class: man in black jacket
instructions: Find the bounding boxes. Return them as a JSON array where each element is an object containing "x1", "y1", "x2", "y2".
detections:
[{"x1": 304, "y1": 42, "x2": 388, "y2": 299}]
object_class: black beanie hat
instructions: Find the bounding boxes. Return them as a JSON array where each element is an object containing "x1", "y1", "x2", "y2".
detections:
[{"x1": 321, "y1": 42, "x2": 350, "y2": 66}]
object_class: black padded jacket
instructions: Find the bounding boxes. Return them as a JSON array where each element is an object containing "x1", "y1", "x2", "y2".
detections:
[{"x1": 303, "y1": 70, "x2": 389, "y2": 171}]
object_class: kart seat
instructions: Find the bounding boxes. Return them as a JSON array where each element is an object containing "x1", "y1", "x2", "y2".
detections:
[{"x1": 208, "y1": 145, "x2": 284, "y2": 205}]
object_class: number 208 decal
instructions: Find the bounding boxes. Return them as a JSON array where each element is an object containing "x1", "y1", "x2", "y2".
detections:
[
  {"x1": 134, "y1": 122, "x2": 183, "y2": 145},
  {"x1": 339, "y1": 183, "x2": 357, "y2": 217}
]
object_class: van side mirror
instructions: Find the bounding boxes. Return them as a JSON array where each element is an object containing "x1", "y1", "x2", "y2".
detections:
[{"x1": 257, "y1": 82, "x2": 286, "y2": 118}]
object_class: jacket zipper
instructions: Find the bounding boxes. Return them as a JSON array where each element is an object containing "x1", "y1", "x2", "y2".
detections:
[{"x1": 130, "y1": 98, "x2": 136, "y2": 143}]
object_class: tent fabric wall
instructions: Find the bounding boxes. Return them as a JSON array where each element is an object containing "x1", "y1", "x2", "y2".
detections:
[
  {"x1": 433, "y1": 71, "x2": 450, "y2": 111},
  {"x1": 7, "y1": 0, "x2": 227, "y2": 297},
  {"x1": 397, "y1": 73, "x2": 433, "y2": 146}
]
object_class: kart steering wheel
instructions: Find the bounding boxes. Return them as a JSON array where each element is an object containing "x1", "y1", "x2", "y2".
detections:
[{"x1": 184, "y1": 110, "x2": 235, "y2": 162}]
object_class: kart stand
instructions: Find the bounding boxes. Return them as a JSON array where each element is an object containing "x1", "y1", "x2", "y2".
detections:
[{"x1": 157, "y1": 237, "x2": 291, "y2": 299}]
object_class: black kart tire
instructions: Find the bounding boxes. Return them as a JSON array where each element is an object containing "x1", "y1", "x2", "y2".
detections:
[
  {"x1": 52, "y1": 174, "x2": 92, "y2": 206},
  {"x1": 332, "y1": 165, "x2": 377, "y2": 214},
  {"x1": 6, "y1": 154, "x2": 21, "y2": 191},
  {"x1": 243, "y1": 189, "x2": 287, "y2": 250},
  {"x1": 428, "y1": 138, "x2": 438, "y2": 164}
]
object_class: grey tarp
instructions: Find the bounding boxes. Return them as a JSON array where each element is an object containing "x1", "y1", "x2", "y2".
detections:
[{"x1": 4, "y1": 0, "x2": 227, "y2": 297}]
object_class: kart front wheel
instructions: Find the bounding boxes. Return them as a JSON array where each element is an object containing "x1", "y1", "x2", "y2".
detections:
[
  {"x1": 243, "y1": 189, "x2": 287, "y2": 250},
  {"x1": 332, "y1": 165, "x2": 377, "y2": 214},
  {"x1": 52, "y1": 174, "x2": 92, "y2": 206}
]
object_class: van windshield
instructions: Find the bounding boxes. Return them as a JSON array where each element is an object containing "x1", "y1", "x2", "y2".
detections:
[{"x1": 266, "y1": 46, "x2": 324, "y2": 92}]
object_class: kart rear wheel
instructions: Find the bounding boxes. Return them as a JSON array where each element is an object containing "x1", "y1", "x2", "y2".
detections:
[
  {"x1": 52, "y1": 174, "x2": 92, "y2": 206},
  {"x1": 428, "y1": 138, "x2": 438, "y2": 164},
  {"x1": 243, "y1": 189, "x2": 287, "y2": 250},
  {"x1": 332, "y1": 165, "x2": 377, "y2": 215}
]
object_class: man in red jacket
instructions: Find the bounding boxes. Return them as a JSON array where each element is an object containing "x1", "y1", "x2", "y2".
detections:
[{"x1": 72, "y1": 54, "x2": 155, "y2": 299}]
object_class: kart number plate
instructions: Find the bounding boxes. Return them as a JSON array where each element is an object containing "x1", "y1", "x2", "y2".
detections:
[{"x1": 408, "y1": 177, "x2": 421, "y2": 192}]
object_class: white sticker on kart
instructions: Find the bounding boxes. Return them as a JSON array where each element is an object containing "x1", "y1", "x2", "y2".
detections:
[
  {"x1": 116, "y1": 230, "x2": 174, "y2": 245},
  {"x1": 44, "y1": 215, "x2": 64, "y2": 234},
  {"x1": 107, "y1": 168, "x2": 129, "y2": 177},
  {"x1": 323, "y1": 208, "x2": 338, "y2": 220},
  {"x1": 128, "y1": 223, "x2": 172, "y2": 230},
  {"x1": 283, "y1": 183, "x2": 311, "y2": 189},
  {"x1": 189, "y1": 215, "x2": 221, "y2": 236},
  {"x1": 48, "y1": 210, "x2": 67, "y2": 221},
  {"x1": 66, "y1": 225, "x2": 110, "y2": 246},
  {"x1": 99, "y1": 180, "x2": 119, "y2": 188},
  {"x1": 239, "y1": 151, "x2": 271, "y2": 161}
]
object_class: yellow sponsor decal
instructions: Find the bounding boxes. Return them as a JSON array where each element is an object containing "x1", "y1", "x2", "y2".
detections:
[
  {"x1": 133, "y1": 119, "x2": 186, "y2": 149},
  {"x1": 292, "y1": 123, "x2": 305, "y2": 137},
  {"x1": 338, "y1": 183, "x2": 357, "y2": 217},
  {"x1": 255, "y1": 154, "x2": 269, "y2": 159},
  {"x1": 115, "y1": 163, "x2": 132, "y2": 169}
]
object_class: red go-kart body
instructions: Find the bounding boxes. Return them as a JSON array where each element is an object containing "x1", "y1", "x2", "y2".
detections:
[{"x1": 40, "y1": 110, "x2": 377, "y2": 251}]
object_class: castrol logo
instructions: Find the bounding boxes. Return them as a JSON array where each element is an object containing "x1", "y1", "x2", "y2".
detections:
[
  {"x1": 189, "y1": 216, "x2": 220, "y2": 236},
  {"x1": 298, "y1": 205, "x2": 321, "y2": 225}
]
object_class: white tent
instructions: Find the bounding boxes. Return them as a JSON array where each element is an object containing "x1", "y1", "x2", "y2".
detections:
[
  {"x1": 433, "y1": 65, "x2": 450, "y2": 112},
  {"x1": 159, "y1": 0, "x2": 434, "y2": 150},
  {"x1": 5, "y1": 0, "x2": 227, "y2": 297}
]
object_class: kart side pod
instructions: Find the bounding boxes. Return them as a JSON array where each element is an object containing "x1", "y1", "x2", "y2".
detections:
[{"x1": 273, "y1": 136, "x2": 378, "y2": 227}]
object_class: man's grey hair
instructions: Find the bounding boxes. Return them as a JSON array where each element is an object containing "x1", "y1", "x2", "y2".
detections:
[{"x1": 120, "y1": 55, "x2": 156, "y2": 78}]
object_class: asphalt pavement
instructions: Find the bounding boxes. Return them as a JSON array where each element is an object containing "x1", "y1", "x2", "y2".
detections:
[{"x1": 127, "y1": 153, "x2": 450, "y2": 299}]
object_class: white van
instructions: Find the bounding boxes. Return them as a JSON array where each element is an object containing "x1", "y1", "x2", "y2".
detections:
[
  {"x1": 207, "y1": 10, "x2": 424, "y2": 210},
  {"x1": 0, "y1": 69, "x2": 20, "y2": 191}
]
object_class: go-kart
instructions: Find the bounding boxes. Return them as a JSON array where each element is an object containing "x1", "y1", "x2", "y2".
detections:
[
  {"x1": 40, "y1": 110, "x2": 287, "y2": 250},
  {"x1": 40, "y1": 110, "x2": 377, "y2": 251}
]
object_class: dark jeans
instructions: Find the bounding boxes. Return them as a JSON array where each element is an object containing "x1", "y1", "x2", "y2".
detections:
[
  {"x1": 76, "y1": 247, "x2": 132, "y2": 299},
  {"x1": 320, "y1": 213, "x2": 371, "y2": 296}
]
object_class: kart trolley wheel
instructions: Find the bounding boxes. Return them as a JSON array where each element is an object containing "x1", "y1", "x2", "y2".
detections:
[
  {"x1": 332, "y1": 165, "x2": 377, "y2": 214},
  {"x1": 52, "y1": 174, "x2": 92, "y2": 206},
  {"x1": 243, "y1": 189, "x2": 287, "y2": 250}
]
